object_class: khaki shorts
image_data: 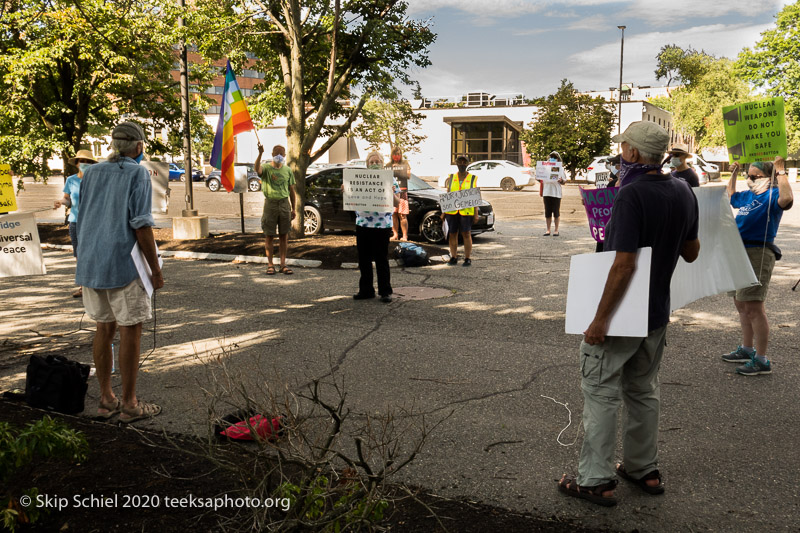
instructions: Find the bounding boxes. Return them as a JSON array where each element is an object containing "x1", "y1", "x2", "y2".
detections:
[
  {"x1": 83, "y1": 279, "x2": 152, "y2": 326},
  {"x1": 728, "y1": 246, "x2": 776, "y2": 302},
  {"x1": 261, "y1": 197, "x2": 291, "y2": 236}
]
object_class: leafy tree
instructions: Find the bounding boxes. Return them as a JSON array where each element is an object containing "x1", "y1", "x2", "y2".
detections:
[
  {"x1": 234, "y1": 0, "x2": 436, "y2": 237},
  {"x1": 667, "y1": 58, "x2": 751, "y2": 149},
  {"x1": 520, "y1": 80, "x2": 614, "y2": 179},
  {"x1": 353, "y1": 99, "x2": 426, "y2": 154},
  {"x1": 737, "y1": 1, "x2": 800, "y2": 153},
  {"x1": 0, "y1": 0, "x2": 214, "y2": 180},
  {"x1": 655, "y1": 44, "x2": 714, "y2": 88}
]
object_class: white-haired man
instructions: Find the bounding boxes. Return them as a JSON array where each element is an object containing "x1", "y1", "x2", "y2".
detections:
[
  {"x1": 76, "y1": 121, "x2": 163, "y2": 423},
  {"x1": 558, "y1": 121, "x2": 700, "y2": 506}
]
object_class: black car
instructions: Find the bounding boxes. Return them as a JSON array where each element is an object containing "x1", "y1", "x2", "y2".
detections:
[
  {"x1": 206, "y1": 164, "x2": 260, "y2": 192},
  {"x1": 304, "y1": 167, "x2": 494, "y2": 243}
]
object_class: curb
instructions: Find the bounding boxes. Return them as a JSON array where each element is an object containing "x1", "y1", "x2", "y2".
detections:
[{"x1": 41, "y1": 244, "x2": 322, "y2": 268}]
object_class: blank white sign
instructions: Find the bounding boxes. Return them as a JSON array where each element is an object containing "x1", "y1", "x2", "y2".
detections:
[{"x1": 565, "y1": 247, "x2": 651, "y2": 337}]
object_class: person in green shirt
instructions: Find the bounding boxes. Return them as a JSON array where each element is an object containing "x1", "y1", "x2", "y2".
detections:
[{"x1": 256, "y1": 144, "x2": 297, "y2": 274}]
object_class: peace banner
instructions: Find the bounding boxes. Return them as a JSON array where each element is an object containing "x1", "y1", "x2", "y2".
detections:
[{"x1": 722, "y1": 97, "x2": 787, "y2": 164}]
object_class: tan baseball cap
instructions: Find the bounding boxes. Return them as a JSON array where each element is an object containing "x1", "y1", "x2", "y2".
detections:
[{"x1": 612, "y1": 121, "x2": 669, "y2": 155}]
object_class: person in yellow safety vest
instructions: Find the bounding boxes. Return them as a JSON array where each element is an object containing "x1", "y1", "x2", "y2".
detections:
[{"x1": 441, "y1": 155, "x2": 479, "y2": 266}]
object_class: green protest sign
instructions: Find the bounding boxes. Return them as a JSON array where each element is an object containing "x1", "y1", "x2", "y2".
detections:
[{"x1": 722, "y1": 96, "x2": 786, "y2": 164}]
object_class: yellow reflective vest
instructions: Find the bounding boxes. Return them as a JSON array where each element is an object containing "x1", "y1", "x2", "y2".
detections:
[{"x1": 445, "y1": 173, "x2": 477, "y2": 215}]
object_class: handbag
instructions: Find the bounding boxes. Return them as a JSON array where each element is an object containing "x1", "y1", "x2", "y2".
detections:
[{"x1": 25, "y1": 355, "x2": 90, "y2": 414}]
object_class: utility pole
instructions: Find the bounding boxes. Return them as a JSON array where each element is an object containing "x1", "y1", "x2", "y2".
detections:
[
  {"x1": 178, "y1": 0, "x2": 195, "y2": 215},
  {"x1": 617, "y1": 25, "x2": 626, "y2": 137}
]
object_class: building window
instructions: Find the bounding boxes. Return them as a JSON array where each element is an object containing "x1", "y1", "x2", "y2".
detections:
[
  {"x1": 208, "y1": 105, "x2": 221, "y2": 115},
  {"x1": 450, "y1": 121, "x2": 520, "y2": 164}
]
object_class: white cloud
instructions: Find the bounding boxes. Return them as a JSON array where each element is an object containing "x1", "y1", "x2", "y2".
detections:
[
  {"x1": 627, "y1": 0, "x2": 784, "y2": 24},
  {"x1": 566, "y1": 22, "x2": 773, "y2": 91}
]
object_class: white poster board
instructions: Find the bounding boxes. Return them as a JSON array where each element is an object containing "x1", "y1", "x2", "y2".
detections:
[
  {"x1": 670, "y1": 186, "x2": 759, "y2": 310},
  {"x1": 565, "y1": 248, "x2": 651, "y2": 337},
  {"x1": 535, "y1": 161, "x2": 562, "y2": 182},
  {"x1": 140, "y1": 162, "x2": 169, "y2": 214},
  {"x1": 0, "y1": 211, "x2": 46, "y2": 277},
  {"x1": 343, "y1": 169, "x2": 394, "y2": 211},
  {"x1": 439, "y1": 187, "x2": 482, "y2": 214}
]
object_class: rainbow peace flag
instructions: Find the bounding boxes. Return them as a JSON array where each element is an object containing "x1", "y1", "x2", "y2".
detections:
[{"x1": 210, "y1": 60, "x2": 256, "y2": 192}]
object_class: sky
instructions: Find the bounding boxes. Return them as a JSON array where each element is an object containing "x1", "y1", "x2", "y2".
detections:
[{"x1": 403, "y1": 0, "x2": 792, "y2": 99}]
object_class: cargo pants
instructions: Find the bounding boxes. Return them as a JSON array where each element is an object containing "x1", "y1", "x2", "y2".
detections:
[{"x1": 576, "y1": 325, "x2": 667, "y2": 487}]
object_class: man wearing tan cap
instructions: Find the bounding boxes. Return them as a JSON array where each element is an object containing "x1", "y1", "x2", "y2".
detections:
[
  {"x1": 54, "y1": 149, "x2": 98, "y2": 297},
  {"x1": 668, "y1": 143, "x2": 699, "y2": 188},
  {"x1": 76, "y1": 121, "x2": 163, "y2": 424},
  {"x1": 558, "y1": 121, "x2": 700, "y2": 506}
]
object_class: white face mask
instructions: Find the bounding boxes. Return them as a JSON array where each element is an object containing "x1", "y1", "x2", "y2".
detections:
[
  {"x1": 273, "y1": 154, "x2": 285, "y2": 165},
  {"x1": 670, "y1": 157, "x2": 682, "y2": 168},
  {"x1": 747, "y1": 177, "x2": 771, "y2": 195},
  {"x1": 78, "y1": 163, "x2": 92, "y2": 174}
]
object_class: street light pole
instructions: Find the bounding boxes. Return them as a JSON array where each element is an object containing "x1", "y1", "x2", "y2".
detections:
[
  {"x1": 617, "y1": 25, "x2": 626, "y2": 137},
  {"x1": 178, "y1": 0, "x2": 195, "y2": 216}
]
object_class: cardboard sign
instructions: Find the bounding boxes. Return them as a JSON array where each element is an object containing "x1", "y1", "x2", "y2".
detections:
[
  {"x1": 670, "y1": 186, "x2": 758, "y2": 310},
  {"x1": 722, "y1": 96, "x2": 787, "y2": 163},
  {"x1": 343, "y1": 169, "x2": 394, "y2": 211},
  {"x1": 0, "y1": 211, "x2": 46, "y2": 277},
  {"x1": 535, "y1": 161, "x2": 563, "y2": 182},
  {"x1": 565, "y1": 248, "x2": 651, "y2": 337},
  {"x1": 579, "y1": 186, "x2": 619, "y2": 243},
  {"x1": 0, "y1": 164, "x2": 16, "y2": 214},
  {"x1": 594, "y1": 171, "x2": 610, "y2": 188},
  {"x1": 439, "y1": 187, "x2": 482, "y2": 214},
  {"x1": 140, "y1": 162, "x2": 169, "y2": 214}
]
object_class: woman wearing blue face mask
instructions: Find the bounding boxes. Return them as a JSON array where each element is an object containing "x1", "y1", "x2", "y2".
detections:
[
  {"x1": 54, "y1": 149, "x2": 98, "y2": 297},
  {"x1": 540, "y1": 151, "x2": 567, "y2": 236}
]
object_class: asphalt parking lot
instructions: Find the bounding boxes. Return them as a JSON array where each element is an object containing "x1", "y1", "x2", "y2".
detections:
[{"x1": 3, "y1": 179, "x2": 800, "y2": 532}]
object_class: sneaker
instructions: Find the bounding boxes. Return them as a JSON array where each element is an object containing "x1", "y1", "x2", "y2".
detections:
[
  {"x1": 462, "y1": 258, "x2": 472, "y2": 266},
  {"x1": 735, "y1": 356, "x2": 772, "y2": 376},
  {"x1": 380, "y1": 295, "x2": 392, "y2": 303},
  {"x1": 353, "y1": 293, "x2": 375, "y2": 300},
  {"x1": 447, "y1": 256, "x2": 458, "y2": 265},
  {"x1": 722, "y1": 345, "x2": 754, "y2": 363}
]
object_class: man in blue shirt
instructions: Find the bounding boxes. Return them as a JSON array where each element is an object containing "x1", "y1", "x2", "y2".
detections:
[
  {"x1": 558, "y1": 121, "x2": 700, "y2": 506},
  {"x1": 721, "y1": 158, "x2": 793, "y2": 375},
  {"x1": 76, "y1": 121, "x2": 164, "y2": 423}
]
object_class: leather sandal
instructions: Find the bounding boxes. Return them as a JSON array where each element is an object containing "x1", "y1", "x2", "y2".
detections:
[
  {"x1": 119, "y1": 400, "x2": 162, "y2": 424},
  {"x1": 96, "y1": 398, "x2": 121, "y2": 420},
  {"x1": 616, "y1": 464, "x2": 665, "y2": 495},
  {"x1": 558, "y1": 474, "x2": 617, "y2": 507}
]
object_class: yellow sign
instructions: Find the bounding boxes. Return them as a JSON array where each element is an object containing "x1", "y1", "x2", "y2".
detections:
[{"x1": 0, "y1": 164, "x2": 16, "y2": 213}]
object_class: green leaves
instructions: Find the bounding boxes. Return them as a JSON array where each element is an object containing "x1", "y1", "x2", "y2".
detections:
[
  {"x1": 354, "y1": 99, "x2": 426, "y2": 154},
  {"x1": 520, "y1": 80, "x2": 614, "y2": 178}
]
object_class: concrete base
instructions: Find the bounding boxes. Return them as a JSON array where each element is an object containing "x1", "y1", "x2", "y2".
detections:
[{"x1": 172, "y1": 216, "x2": 209, "y2": 240}]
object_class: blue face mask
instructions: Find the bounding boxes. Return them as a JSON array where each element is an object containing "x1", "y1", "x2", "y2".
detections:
[
  {"x1": 549, "y1": 158, "x2": 557, "y2": 163},
  {"x1": 133, "y1": 152, "x2": 144, "y2": 164},
  {"x1": 78, "y1": 163, "x2": 92, "y2": 174},
  {"x1": 273, "y1": 154, "x2": 285, "y2": 165}
]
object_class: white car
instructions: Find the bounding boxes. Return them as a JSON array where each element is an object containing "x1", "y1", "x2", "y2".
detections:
[
  {"x1": 688, "y1": 154, "x2": 720, "y2": 181},
  {"x1": 437, "y1": 160, "x2": 535, "y2": 191},
  {"x1": 584, "y1": 155, "x2": 613, "y2": 186}
]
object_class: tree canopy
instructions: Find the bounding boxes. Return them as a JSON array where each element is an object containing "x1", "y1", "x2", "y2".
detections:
[
  {"x1": 353, "y1": 99, "x2": 426, "y2": 154},
  {"x1": 737, "y1": 1, "x2": 800, "y2": 153},
  {"x1": 654, "y1": 44, "x2": 714, "y2": 88},
  {"x1": 231, "y1": 0, "x2": 435, "y2": 236},
  {"x1": 0, "y1": 0, "x2": 217, "y2": 179},
  {"x1": 520, "y1": 80, "x2": 614, "y2": 179}
]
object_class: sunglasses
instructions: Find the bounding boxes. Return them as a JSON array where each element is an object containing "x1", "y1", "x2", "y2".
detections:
[{"x1": 747, "y1": 173, "x2": 765, "y2": 180}]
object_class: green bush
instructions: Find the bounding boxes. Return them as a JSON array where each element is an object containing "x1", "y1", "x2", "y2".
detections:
[{"x1": 1, "y1": 416, "x2": 88, "y2": 532}]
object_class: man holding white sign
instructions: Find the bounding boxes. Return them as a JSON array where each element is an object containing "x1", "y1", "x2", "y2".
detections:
[
  {"x1": 558, "y1": 121, "x2": 700, "y2": 506},
  {"x1": 442, "y1": 155, "x2": 479, "y2": 266}
]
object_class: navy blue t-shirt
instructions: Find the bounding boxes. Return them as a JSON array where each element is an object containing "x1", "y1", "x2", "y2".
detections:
[
  {"x1": 671, "y1": 168, "x2": 699, "y2": 188},
  {"x1": 604, "y1": 173, "x2": 699, "y2": 332}
]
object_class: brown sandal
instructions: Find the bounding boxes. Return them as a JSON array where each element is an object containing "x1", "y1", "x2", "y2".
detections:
[
  {"x1": 279, "y1": 266, "x2": 293, "y2": 275},
  {"x1": 119, "y1": 400, "x2": 162, "y2": 424},
  {"x1": 616, "y1": 464, "x2": 665, "y2": 495},
  {"x1": 96, "y1": 398, "x2": 121, "y2": 420},
  {"x1": 266, "y1": 265, "x2": 276, "y2": 275},
  {"x1": 558, "y1": 474, "x2": 617, "y2": 507}
]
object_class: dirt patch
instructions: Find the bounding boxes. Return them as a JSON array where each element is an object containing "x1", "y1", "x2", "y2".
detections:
[
  {"x1": 1, "y1": 399, "x2": 611, "y2": 532},
  {"x1": 37, "y1": 224, "x2": 448, "y2": 269}
]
